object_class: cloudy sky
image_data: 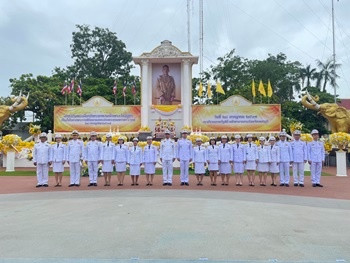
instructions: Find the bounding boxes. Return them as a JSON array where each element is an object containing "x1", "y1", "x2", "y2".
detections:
[{"x1": 1, "y1": 0, "x2": 350, "y2": 98}]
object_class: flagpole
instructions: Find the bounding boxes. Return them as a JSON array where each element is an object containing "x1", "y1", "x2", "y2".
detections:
[
  {"x1": 124, "y1": 96, "x2": 126, "y2": 105},
  {"x1": 80, "y1": 95, "x2": 82, "y2": 105},
  {"x1": 65, "y1": 93, "x2": 67, "y2": 105},
  {"x1": 115, "y1": 94, "x2": 117, "y2": 105}
]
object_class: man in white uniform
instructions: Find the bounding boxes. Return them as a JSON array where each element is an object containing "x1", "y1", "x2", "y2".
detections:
[
  {"x1": 232, "y1": 135, "x2": 246, "y2": 186},
  {"x1": 143, "y1": 136, "x2": 158, "y2": 186},
  {"x1": 33, "y1": 132, "x2": 52, "y2": 187},
  {"x1": 176, "y1": 129, "x2": 193, "y2": 186},
  {"x1": 67, "y1": 130, "x2": 84, "y2": 187},
  {"x1": 276, "y1": 131, "x2": 293, "y2": 187},
  {"x1": 100, "y1": 133, "x2": 115, "y2": 186},
  {"x1": 160, "y1": 130, "x2": 176, "y2": 186},
  {"x1": 84, "y1": 131, "x2": 101, "y2": 186},
  {"x1": 291, "y1": 130, "x2": 307, "y2": 187},
  {"x1": 218, "y1": 135, "x2": 233, "y2": 186},
  {"x1": 308, "y1": 129, "x2": 325, "y2": 187}
]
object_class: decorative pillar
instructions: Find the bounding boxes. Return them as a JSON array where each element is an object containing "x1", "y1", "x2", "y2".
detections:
[
  {"x1": 140, "y1": 59, "x2": 149, "y2": 127},
  {"x1": 6, "y1": 151, "x2": 15, "y2": 172},
  {"x1": 336, "y1": 151, "x2": 348, "y2": 176},
  {"x1": 182, "y1": 59, "x2": 192, "y2": 127}
]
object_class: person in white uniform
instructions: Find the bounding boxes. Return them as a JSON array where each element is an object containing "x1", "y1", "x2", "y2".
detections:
[
  {"x1": 33, "y1": 132, "x2": 52, "y2": 187},
  {"x1": 193, "y1": 138, "x2": 206, "y2": 186},
  {"x1": 114, "y1": 137, "x2": 129, "y2": 186},
  {"x1": 84, "y1": 131, "x2": 101, "y2": 186},
  {"x1": 233, "y1": 135, "x2": 246, "y2": 186},
  {"x1": 206, "y1": 137, "x2": 219, "y2": 186},
  {"x1": 308, "y1": 129, "x2": 325, "y2": 187},
  {"x1": 257, "y1": 137, "x2": 270, "y2": 186},
  {"x1": 143, "y1": 136, "x2": 158, "y2": 186},
  {"x1": 67, "y1": 130, "x2": 84, "y2": 187},
  {"x1": 268, "y1": 136, "x2": 280, "y2": 186},
  {"x1": 276, "y1": 131, "x2": 293, "y2": 187},
  {"x1": 176, "y1": 129, "x2": 193, "y2": 186},
  {"x1": 51, "y1": 133, "x2": 66, "y2": 187},
  {"x1": 291, "y1": 130, "x2": 307, "y2": 187},
  {"x1": 100, "y1": 133, "x2": 115, "y2": 186},
  {"x1": 160, "y1": 130, "x2": 176, "y2": 186},
  {"x1": 128, "y1": 138, "x2": 142, "y2": 186},
  {"x1": 245, "y1": 134, "x2": 258, "y2": 186},
  {"x1": 218, "y1": 135, "x2": 233, "y2": 186}
]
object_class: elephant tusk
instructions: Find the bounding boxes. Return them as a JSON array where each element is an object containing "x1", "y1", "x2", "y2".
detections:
[{"x1": 26, "y1": 92, "x2": 30, "y2": 100}]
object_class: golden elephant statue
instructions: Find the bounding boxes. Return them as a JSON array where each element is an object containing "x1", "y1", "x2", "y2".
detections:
[
  {"x1": 301, "y1": 91, "x2": 350, "y2": 133},
  {"x1": 0, "y1": 91, "x2": 29, "y2": 128}
]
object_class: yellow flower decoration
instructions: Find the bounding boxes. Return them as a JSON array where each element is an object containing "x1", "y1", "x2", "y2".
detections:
[
  {"x1": 289, "y1": 121, "x2": 303, "y2": 134},
  {"x1": 139, "y1": 126, "x2": 151, "y2": 132},
  {"x1": 329, "y1": 132, "x2": 350, "y2": 151},
  {"x1": 29, "y1": 123, "x2": 41, "y2": 136},
  {"x1": 301, "y1": 133, "x2": 313, "y2": 142}
]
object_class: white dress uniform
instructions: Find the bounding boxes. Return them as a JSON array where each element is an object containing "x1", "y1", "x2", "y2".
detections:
[
  {"x1": 245, "y1": 142, "x2": 258, "y2": 170},
  {"x1": 100, "y1": 141, "x2": 115, "y2": 172},
  {"x1": 193, "y1": 145, "x2": 206, "y2": 174},
  {"x1": 206, "y1": 145, "x2": 219, "y2": 171},
  {"x1": 291, "y1": 139, "x2": 307, "y2": 184},
  {"x1": 143, "y1": 144, "x2": 158, "y2": 174},
  {"x1": 233, "y1": 143, "x2": 246, "y2": 173},
  {"x1": 33, "y1": 141, "x2": 52, "y2": 185},
  {"x1": 114, "y1": 144, "x2": 129, "y2": 172},
  {"x1": 257, "y1": 145, "x2": 270, "y2": 172},
  {"x1": 276, "y1": 140, "x2": 293, "y2": 184},
  {"x1": 51, "y1": 142, "x2": 66, "y2": 173},
  {"x1": 129, "y1": 146, "x2": 142, "y2": 176},
  {"x1": 67, "y1": 139, "x2": 84, "y2": 185},
  {"x1": 176, "y1": 138, "x2": 193, "y2": 183},
  {"x1": 84, "y1": 140, "x2": 101, "y2": 184},
  {"x1": 269, "y1": 144, "x2": 280, "y2": 173},
  {"x1": 307, "y1": 140, "x2": 325, "y2": 184},
  {"x1": 160, "y1": 138, "x2": 176, "y2": 184},
  {"x1": 218, "y1": 143, "x2": 233, "y2": 174}
]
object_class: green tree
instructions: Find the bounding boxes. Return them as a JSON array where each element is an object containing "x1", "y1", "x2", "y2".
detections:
[{"x1": 316, "y1": 58, "x2": 341, "y2": 92}]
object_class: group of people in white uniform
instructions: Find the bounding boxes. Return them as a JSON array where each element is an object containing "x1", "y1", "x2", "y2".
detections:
[{"x1": 33, "y1": 128, "x2": 325, "y2": 188}]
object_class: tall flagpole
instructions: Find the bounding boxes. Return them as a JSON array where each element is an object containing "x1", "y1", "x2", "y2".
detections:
[
  {"x1": 331, "y1": 0, "x2": 337, "y2": 103},
  {"x1": 187, "y1": 0, "x2": 191, "y2": 53}
]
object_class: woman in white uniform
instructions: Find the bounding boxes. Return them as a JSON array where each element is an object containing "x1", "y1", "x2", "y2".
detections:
[
  {"x1": 268, "y1": 136, "x2": 280, "y2": 186},
  {"x1": 245, "y1": 134, "x2": 258, "y2": 186},
  {"x1": 114, "y1": 137, "x2": 128, "y2": 186},
  {"x1": 193, "y1": 138, "x2": 206, "y2": 186},
  {"x1": 206, "y1": 137, "x2": 219, "y2": 186},
  {"x1": 51, "y1": 134, "x2": 66, "y2": 187},
  {"x1": 143, "y1": 136, "x2": 158, "y2": 186},
  {"x1": 218, "y1": 135, "x2": 233, "y2": 186},
  {"x1": 100, "y1": 133, "x2": 115, "y2": 186},
  {"x1": 257, "y1": 137, "x2": 270, "y2": 186},
  {"x1": 128, "y1": 138, "x2": 142, "y2": 186},
  {"x1": 232, "y1": 135, "x2": 246, "y2": 186}
]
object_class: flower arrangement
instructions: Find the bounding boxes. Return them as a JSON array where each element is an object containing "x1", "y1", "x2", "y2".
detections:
[
  {"x1": 139, "y1": 126, "x2": 151, "y2": 132},
  {"x1": 181, "y1": 125, "x2": 192, "y2": 132},
  {"x1": 188, "y1": 134, "x2": 209, "y2": 144},
  {"x1": 0, "y1": 134, "x2": 22, "y2": 154},
  {"x1": 301, "y1": 133, "x2": 313, "y2": 142},
  {"x1": 329, "y1": 132, "x2": 350, "y2": 151},
  {"x1": 289, "y1": 121, "x2": 303, "y2": 134},
  {"x1": 28, "y1": 124, "x2": 41, "y2": 136},
  {"x1": 152, "y1": 141, "x2": 161, "y2": 148},
  {"x1": 324, "y1": 139, "x2": 333, "y2": 153},
  {"x1": 137, "y1": 141, "x2": 147, "y2": 149},
  {"x1": 101, "y1": 134, "x2": 128, "y2": 144}
]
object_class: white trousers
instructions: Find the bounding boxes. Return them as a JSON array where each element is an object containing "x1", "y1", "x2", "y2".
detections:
[
  {"x1": 180, "y1": 160, "x2": 190, "y2": 183},
  {"x1": 310, "y1": 162, "x2": 322, "y2": 184},
  {"x1": 88, "y1": 161, "x2": 98, "y2": 183},
  {"x1": 162, "y1": 160, "x2": 173, "y2": 183},
  {"x1": 36, "y1": 163, "x2": 49, "y2": 185},
  {"x1": 70, "y1": 162, "x2": 81, "y2": 185},
  {"x1": 293, "y1": 162, "x2": 304, "y2": 184},
  {"x1": 279, "y1": 162, "x2": 290, "y2": 184}
]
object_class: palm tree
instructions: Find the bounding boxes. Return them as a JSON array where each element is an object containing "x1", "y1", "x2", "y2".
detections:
[
  {"x1": 316, "y1": 58, "x2": 341, "y2": 92},
  {"x1": 300, "y1": 65, "x2": 316, "y2": 88},
  {"x1": 312, "y1": 71, "x2": 323, "y2": 90}
]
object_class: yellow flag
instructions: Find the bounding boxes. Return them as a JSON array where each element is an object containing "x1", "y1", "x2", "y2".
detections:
[
  {"x1": 198, "y1": 82, "x2": 203, "y2": 97},
  {"x1": 267, "y1": 79, "x2": 273, "y2": 97},
  {"x1": 216, "y1": 81, "x2": 225, "y2": 94},
  {"x1": 258, "y1": 80, "x2": 266, "y2": 97},
  {"x1": 252, "y1": 79, "x2": 256, "y2": 97},
  {"x1": 207, "y1": 82, "x2": 212, "y2": 99}
]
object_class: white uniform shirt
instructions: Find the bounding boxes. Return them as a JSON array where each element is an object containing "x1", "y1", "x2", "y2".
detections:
[
  {"x1": 206, "y1": 145, "x2": 219, "y2": 163},
  {"x1": 193, "y1": 145, "x2": 206, "y2": 163},
  {"x1": 176, "y1": 138, "x2": 193, "y2": 161},
  {"x1": 269, "y1": 144, "x2": 280, "y2": 163},
  {"x1": 66, "y1": 139, "x2": 84, "y2": 163},
  {"x1": 143, "y1": 144, "x2": 158, "y2": 163},
  {"x1": 291, "y1": 140, "x2": 307, "y2": 162},
  {"x1": 114, "y1": 144, "x2": 129, "y2": 163},
  {"x1": 276, "y1": 140, "x2": 293, "y2": 162},
  {"x1": 218, "y1": 143, "x2": 233, "y2": 163},
  {"x1": 100, "y1": 141, "x2": 115, "y2": 161},
  {"x1": 160, "y1": 138, "x2": 176, "y2": 161},
  {"x1": 33, "y1": 142, "x2": 52, "y2": 164},
  {"x1": 51, "y1": 142, "x2": 66, "y2": 162},
  {"x1": 307, "y1": 140, "x2": 325, "y2": 162},
  {"x1": 128, "y1": 146, "x2": 142, "y2": 165},
  {"x1": 257, "y1": 145, "x2": 270, "y2": 163},
  {"x1": 84, "y1": 140, "x2": 101, "y2": 161},
  {"x1": 233, "y1": 143, "x2": 246, "y2": 163},
  {"x1": 245, "y1": 142, "x2": 258, "y2": 161}
]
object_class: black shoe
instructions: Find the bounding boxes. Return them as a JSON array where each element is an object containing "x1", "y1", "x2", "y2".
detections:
[
  {"x1": 279, "y1": 183, "x2": 284, "y2": 186},
  {"x1": 299, "y1": 184, "x2": 304, "y2": 187},
  {"x1": 316, "y1": 183, "x2": 323, "y2": 187},
  {"x1": 131, "y1": 184, "x2": 135, "y2": 186},
  {"x1": 181, "y1": 182, "x2": 185, "y2": 186},
  {"x1": 94, "y1": 183, "x2": 97, "y2": 186},
  {"x1": 185, "y1": 182, "x2": 189, "y2": 186},
  {"x1": 285, "y1": 184, "x2": 289, "y2": 187},
  {"x1": 168, "y1": 183, "x2": 172, "y2": 186},
  {"x1": 36, "y1": 184, "x2": 42, "y2": 188},
  {"x1": 294, "y1": 183, "x2": 298, "y2": 187},
  {"x1": 68, "y1": 184, "x2": 74, "y2": 187},
  {"x1": 312, "y1": 184, "x2": 317, "y2": 187},
  {"x1": 88, "y1": 183, "x2": 93, "y2": 187},
  {"x1": 146, "y1": 183, "x2": 150, "y2": 186},
  {"x1": 163, "y1": 183, "x2": 167, "y2": 186},
  {"x1": 136, "y1": 183, "x2": 139, "y2": 186},
  {"x1": 43, "y1": 184, "x2": 48, "y2": 187},
  {"x1": 75, "y1": 184, "x2": 80, "y2": 187}
]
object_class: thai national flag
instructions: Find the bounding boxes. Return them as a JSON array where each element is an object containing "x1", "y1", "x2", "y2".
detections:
[
  {"x1": 123, "y1": 84, "x2": 127, "y2": 97},
  {"x1": 131, "y1": 82, "x2": 136, "y2": 96},
  {"x1": 77, "y1": 80, "x2": 82, "y2": 96},
  {"x1": 113, "y1": 80, "x2": 117, "y2": 95},
  {"x1": 61, "y1": 82, "x2": 68, "y2": 95},
  {"x1": 69, "y1": 79, "x2": 75, "y2": 94}
]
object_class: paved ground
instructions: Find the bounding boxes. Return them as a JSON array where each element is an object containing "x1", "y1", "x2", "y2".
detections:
[{"x1": 0, "y1": 190, "x2": 349, "y2": 263}]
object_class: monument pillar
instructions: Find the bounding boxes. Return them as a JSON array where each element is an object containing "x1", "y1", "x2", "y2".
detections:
[
  {"x1": 141, "y1": 59, "x2": 149, "y2": 127},
  {"x1": 182, "y1": 59, "x2": 192, "y2": 127}
]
